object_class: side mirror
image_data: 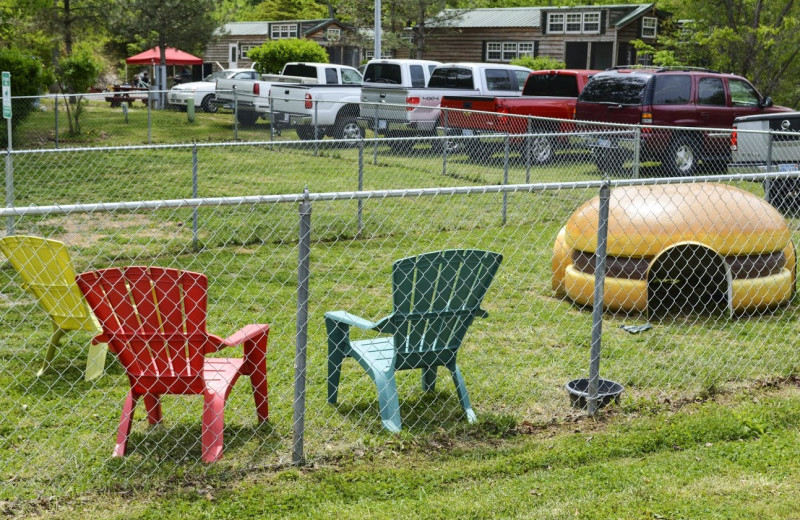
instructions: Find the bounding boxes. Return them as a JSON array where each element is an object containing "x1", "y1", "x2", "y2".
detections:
[{"x1": 761, "y1": 96, "x2": 774, "y2": 108}]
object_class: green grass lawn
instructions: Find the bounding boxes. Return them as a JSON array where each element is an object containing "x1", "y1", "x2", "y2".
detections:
[{"x1": 2, "y1": 105, "x2": 799, "y2": 516}]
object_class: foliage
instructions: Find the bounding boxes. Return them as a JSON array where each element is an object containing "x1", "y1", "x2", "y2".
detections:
[
  {"x1": 629, "y1": 39, "x2": 681, "y2": 67},
  {"x1": 56, "y1": 47, "x2": 103, "y2": 135},
  {"x1": 247, "y1": 39, "x2": 329, "y2": 74},
  {"x1": 510, "y1": 55, "x2": 565, "y2": 70},
  {"x1": 243, "y1": 0, "x2": 328, "y2": 21},
  {"x1": 0, "y1": 46, "x2": 53, "y2": 147}
]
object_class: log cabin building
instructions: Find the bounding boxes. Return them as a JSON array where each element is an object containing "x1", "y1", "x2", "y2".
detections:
[{"x1": 419, "y1": 3, "x2": 667, "y2": 68}]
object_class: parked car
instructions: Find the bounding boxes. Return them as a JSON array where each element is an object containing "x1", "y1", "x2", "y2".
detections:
[
  {"x1": 574, "y1": 67, "x2": 791, "y2": 175},
  {"x1": 731, "y1": 111, "x2": 800, "y2": 211},
  {"x1": 168, "y1": 68, "x2": 258, "y2": 113},
  {"x1": 440, "y1": 69, "x2": 598, "y2": 163}
]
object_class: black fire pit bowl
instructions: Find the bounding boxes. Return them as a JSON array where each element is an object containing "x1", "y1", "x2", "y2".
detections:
[{"x1": 566, "y1": 378, "x2": 624, "y2": 410}]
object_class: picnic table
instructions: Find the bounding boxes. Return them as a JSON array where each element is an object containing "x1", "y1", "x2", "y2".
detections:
[{"x1": 105, "y1": 85, "x2": 149, "y2": 107}]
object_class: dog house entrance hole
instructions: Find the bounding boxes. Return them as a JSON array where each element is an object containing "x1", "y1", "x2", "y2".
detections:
[{"x1": 647, "y1": 244, "x2": 730, "y2": 319}]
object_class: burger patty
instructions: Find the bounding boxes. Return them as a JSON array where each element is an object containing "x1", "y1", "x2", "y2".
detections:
[{"x1": 572, "y1": 250, "x2": 786, "y2": 280}]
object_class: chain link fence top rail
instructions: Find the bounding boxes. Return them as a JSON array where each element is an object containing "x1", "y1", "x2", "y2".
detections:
[{"x1": 1, "y1": 103, "x2": 800, "y2": 500}]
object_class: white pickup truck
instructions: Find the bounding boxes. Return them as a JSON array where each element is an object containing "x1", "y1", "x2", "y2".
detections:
[
  {"x1": 731, "y1": 111, "x2": 800, "y2": 211},
  {"x1": 214, "y1": 62, "x2": 362, "y2": 125},
  {"x1": 271, "y1": 59, "x2": 439, "y2": 141},
  {"x1": 359, "y1": 62, "x2": 531, "y2": 149}
]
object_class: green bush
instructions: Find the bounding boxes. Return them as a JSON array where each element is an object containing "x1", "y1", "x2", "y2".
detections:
[
  {"x1": 510, "y1": 55, "x2": 566, "y2": 71},
  {"x1": 0, "y1": 47, "x2": 53, "y2": 147},
  {"x1": 247, "y1": 39, "x2": 329, "y2": 74},
  {"x1": 57, "y1": 48, "x2": 103, "y2": 135}
]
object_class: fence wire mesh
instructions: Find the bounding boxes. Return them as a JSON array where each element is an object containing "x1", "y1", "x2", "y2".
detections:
[{"x1": 2, "y1": 103, "x2": 800, "y2": 502}]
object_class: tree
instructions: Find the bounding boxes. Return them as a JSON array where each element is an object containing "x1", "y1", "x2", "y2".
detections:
[
  {"x1": 659, "y1": 0, "x2": 800, "y2": 107},
  {"x1": 511, "y1": 55, "x2": 565, "y2": 70},
  {"x1": 112, "y1": 0, "x2": 218, "y2": 107},
  {"x1": 243, "y1": 0, "x2": 328, "y2": 20},
  {"x1": 56, "y1": 47, "x2": 102, "y2": 135},
  {"x1": 0, "y1": 46, "x2": 53, "y2": 147},
  {"x1": 247, "y1": 39, "x2": 329, "y2": 74}
]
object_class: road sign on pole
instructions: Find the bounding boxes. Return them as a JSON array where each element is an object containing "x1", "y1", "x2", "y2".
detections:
[{"x1": 2, "y1": 71, "x2": 10, "y2": 119}]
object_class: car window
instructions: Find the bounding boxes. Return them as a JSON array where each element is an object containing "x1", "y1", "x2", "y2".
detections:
[
  {"x1": 428, "y1": 68, "x2": 474, "y2": 89},
  {"x1": 410, "y1": 65, "x2": 426, "y2": 88},
  {"x1": 729, "y1": 78, "x2": 760, "y2": 107},
  {"x1": 524, "y1": 73, "x2": 579, "y2": 97},
  {"x1": 485, "y1": 69, "x2": 513, "y2": 91},
  {"x1": 698, "y1": 77, "x2": 725, "y2": 106},
  {"x1": 652, "y1": 75, "x2": 691, "y2": 105},
  {"x1": 324, "y1": 68, "x2": 339, "y2": 84},
  {"x1": 578, "y1": 74, "x2": 648, "y2": 104},
  {"x1": 341, "y1": 69, "x2": 362, "y2": 85},
  {"x1": 364, "y1": 63, "x2": 402, "y2": 84},
  {"x1": 513, "y1": 70, "x2": 529, "y2": 91}
]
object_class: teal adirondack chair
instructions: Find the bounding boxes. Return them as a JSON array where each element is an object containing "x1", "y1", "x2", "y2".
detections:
[{"x1": 325, "y1": 249, "x2": 503, "y2": 432}]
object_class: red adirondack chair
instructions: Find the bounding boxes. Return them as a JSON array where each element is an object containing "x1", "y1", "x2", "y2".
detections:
[{"x1": 75, "y1": 266, "x2": 269, "y2": 463}]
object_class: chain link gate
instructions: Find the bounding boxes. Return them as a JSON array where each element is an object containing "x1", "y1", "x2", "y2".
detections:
[{"x1": 1, "y1": 101, "x2": 800, "y2": 502}]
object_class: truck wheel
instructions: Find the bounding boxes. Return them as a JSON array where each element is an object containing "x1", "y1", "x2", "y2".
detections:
[
  {"x1": 333, "y1": 116, "x2": 363, "y2": 141},
  {"x1": 766, "y1": 179, "x2": 800, "y2": 212},
  {"x1": 663, "y1": 136, "x2": 698, "y2": 176},
  {"x1": 528, "y1": 135, "x2": 554, "y2": 165},
  {"x1": 236, "y1": 110, "x2": 259, "y2": 126},
  {"x1": 296, "y1": 125, "x2": 325, "y2": 140},
  {"x1": 201, "y1": 94, "x2": 217, "y2": 113},
  {"x1": 593, "y1": 148, "x2": 626, "y2": 174}
]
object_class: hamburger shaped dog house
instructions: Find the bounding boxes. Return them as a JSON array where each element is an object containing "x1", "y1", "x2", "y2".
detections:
[{"x1": 552, "y1": 183, "x2": 796, "y2": 317}]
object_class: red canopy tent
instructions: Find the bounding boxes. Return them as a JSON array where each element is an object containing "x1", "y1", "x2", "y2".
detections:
[{"x1": 125, "y1": 46, "x2": 203, "y2": 65}]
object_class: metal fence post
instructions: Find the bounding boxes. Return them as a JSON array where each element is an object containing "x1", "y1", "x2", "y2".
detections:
[
  {"x1": 313, "y1": 98, "x2": 319, "y2": 156},
  {"x1": 233, "y1": 87, "x2": 239, "y2": 141},
  {"x1": 358, "y1": 139, "x2": 364, "y2": 235},
  {"x1": 441, "y1": 109, "x2": 449, "y2": 176},
  {"x1": 588, "y1": 181, "x2": 610, "y2": 415},
  {"x1": 269, "y1": 92, "x2": 274, "y2": 141},
  {"x1": 192, "y1": 144, "x2": 199, "y2": 251},
  {"x1": 632, "y1": 127, "x2": 642, "y2": 179},
  {"x1": 292, "y1": 188, "x2": 312, "y2": 465},
  {"x1": 5, "y1": 133, "x2": 14, "y2": 235},
  {"x1": 147, "y1": 90, "x2": 152, "y2": 145},
  {"x1": 54, "y1": 95, "x2": 59, "y2": 149},
  {"x1": 502, "y1": 135, "x2": 510, "y2": 226},
  {"x1": 525, "y1": 119, "x2": 532, "y2": 183},
  {"x1": 373, "y1": 108, "x2": 379, "y2": 165}
]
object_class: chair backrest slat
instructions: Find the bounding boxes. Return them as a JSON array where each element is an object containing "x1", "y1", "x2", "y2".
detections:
[
  {"x1": 391, "y1": 250, "x2": 502, "y2": 355},
  {"x1": 76, "y1": 267, "x2": 210, "y2": 380},
  {"x1": 0, "y1": 236, "x2": 94, "y2": 330}
]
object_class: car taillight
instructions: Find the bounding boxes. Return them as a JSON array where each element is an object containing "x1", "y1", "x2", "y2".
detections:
[
  {"x1": 253, "y1": 83, "x2": 260, "y2": 96},
  {"x1": 731, "y1": 130, "x2": 738, "y2": 151},
  {"x1": 406, "y1": 96, "x2": 420, "y2": 111},
  {"x1": 305, "y1": 93, "x2": 313, "y2": 109}
]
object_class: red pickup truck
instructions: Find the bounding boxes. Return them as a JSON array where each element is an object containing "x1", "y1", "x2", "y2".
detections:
[{"x1": 440, "y1": 69, "x2": 598, "y2": 163}]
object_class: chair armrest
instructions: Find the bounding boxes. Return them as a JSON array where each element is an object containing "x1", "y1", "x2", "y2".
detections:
[
  {"x1": 324, "y1": 311, "x2": 377, "y2": 330},
  {"x1": 220, "y1": 323, "x2": 271, "y2": 347}
]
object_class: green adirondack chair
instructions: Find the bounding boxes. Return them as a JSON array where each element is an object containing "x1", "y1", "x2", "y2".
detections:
[{"x1": 325, "y1": 249, "x2": 503, "y2": 432}]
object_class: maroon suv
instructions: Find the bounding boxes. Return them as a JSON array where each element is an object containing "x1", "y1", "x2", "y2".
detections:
[{"x1": 574, "y1": 67, "x2": 790, "y2": 175}]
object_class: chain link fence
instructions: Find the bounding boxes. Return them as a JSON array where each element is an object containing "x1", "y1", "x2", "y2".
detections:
[{"x1": 2, "y1": 103, "x2": 800, "y2": 501}]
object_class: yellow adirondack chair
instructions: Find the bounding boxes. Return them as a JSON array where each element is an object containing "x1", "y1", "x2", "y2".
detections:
[{"x1": 0, "y1": 236, "x2": 108, "y2": 380}]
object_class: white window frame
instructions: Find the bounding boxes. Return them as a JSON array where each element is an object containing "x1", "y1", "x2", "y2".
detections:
[
  {"x1": 240, "y1": 44, "x2": 256, "y2": 57},
  {"x1": 486, "y1": 42, "x2": 502, "y2": 61},
  {"x1": 485, "y1": 41, "x2": 537, "y2": 62},
  {"x1": 547, "y1": 13, "x2": 564, "y2": 34},
  {"x1": 271, "y1": 23, "x2": 297, "y2": 39},
  {"x1": 565, "y1": 13, "x2": 583, "y2": 34},
  {"x1": 583, "y1": 12, "x2": 601, "y2": 34},
  {"x1": 325, "y1": 28, "x2": 341, "y2": 42},
  {"x1": 364, "y1": 50, "x2": 393, "y2": 60},
  {"x1": 642, "y1": 17, "x2": 658, "y2": 38}
]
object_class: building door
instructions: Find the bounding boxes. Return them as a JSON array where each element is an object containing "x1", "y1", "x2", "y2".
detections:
[
  {"x1": 590, "y1": 42, "x2": 613, "y2": 70},
  {"x1": 228, "y1": 43, "x2": 238, "y2": 69},
  {"x1": 565, "y1": 42, "x2": 589, "y2": 69}
]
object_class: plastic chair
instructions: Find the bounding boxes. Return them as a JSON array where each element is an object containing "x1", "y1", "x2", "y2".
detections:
[
  {"x1": 325, "y1": 249, "x2": 502, "y2": 432},
  {"x1": 0, "y1": 235, "x2": 108, "y2": 380},
  {"x1": 75, "y1": 266, "x2": 269, "y2": 463}
]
